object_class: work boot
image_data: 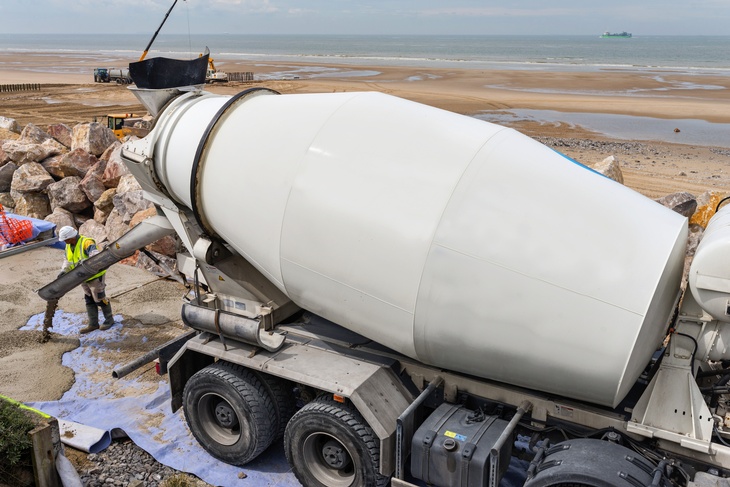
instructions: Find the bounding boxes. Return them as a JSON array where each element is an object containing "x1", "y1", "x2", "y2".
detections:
[
  {"x1": 99, "y1": 300, "x2": 115, "y2": 331},
  {"x1": 80, "y1": 304, "x2": 100, "y2": 334}
]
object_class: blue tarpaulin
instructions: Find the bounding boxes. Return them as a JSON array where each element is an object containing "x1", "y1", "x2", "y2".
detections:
[{"x1": 22, "y1": 311, "x2": 529, "y2": 486}]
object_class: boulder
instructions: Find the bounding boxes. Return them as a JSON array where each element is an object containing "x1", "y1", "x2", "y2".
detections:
[
  {"x1": 42, "y1": 148, "x2": 97, "y2": 179},
  {"x1": 129, "y1": 206, "x2": 157, "y2": 227},
  {"x1": 80, "y1": 160, "x2": 108, "y2": 203},
  {"x1": 0, "y1": 116, "x2": 21, "y2": 134},
  {"x1": 40, "y1": 155, "x2": 65, "y2": 179},
  {"x1": 0, "y1": 144, "x2": 9, "y2": 166},
  {"x1": 20, "y1": 123, "x2": 52, "y2": 144},
  {"x1": 116, "y1": 174, "x2": 143, "y2": 194},
  {"x1": 44, "y1": 207, "x2": 76, "y2": 231},
  {"x1": 94, "y1": 207, "x2": 110, "y2": 225},
  {"x1": 593, "y1": 155, "x2": 624, "y2": 184},
  {"x1": 71, "y1": 122, "x2": 117, "y2": 157},
  {"x1": 10, "y1": 190, "x2": 51, "y2": 219},
  {"x1": 46, "y1": 123, "x2": 73, "y2": 149},
  {"x1": 118, "y1": 193, "x2": 152, "y2": 222},
  {"x1": 47, "y1": 176, "x2": 92, "y2": 213},
  {"x1": 656, "y1": 191, "x2": 697, "y2": 219},
  {"x1": 99, "y1": 140, "x2": 121, "y2": 163},
  {"x1": 73, "y1": 213, "x2": 91, "y2": 228},
  {"x1": 102, "y1": 143, "x2": 130, "y2": 188},
  {"x1": 11, "y1": 162, "x2": 54, "y2": 192},
  {"x1": 79, "y1": 219, "x2": 109, "y2": 248},
  {"x1": 2, "y1": 140, "x2": 59, "y2": 165},
  {"x1": 0, "y1": 192, "x2": 15, "y2": 208},
  {"x1": 104, "y1": 207, "x2": 129, "y2": 243},
  {"x1": 113, "y1": 190, "x2": 154, "y2": 223},
  {"x1": 94, "y1": 187, "x2": 117, "y2": 213},
  {"x1": 0, "y1": 162, "x2": 17, "y2": 192},
  {"x1": 690, "y1": 191, "x2": 729, "y2": 228},
  {"x1": 0, "y1": 128, "x2": 20, "y2": 141}
]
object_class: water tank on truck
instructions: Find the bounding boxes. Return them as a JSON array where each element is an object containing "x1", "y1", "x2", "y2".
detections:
[{"x1": 122, "y1": 87, "x2": 687, "y2": 409}]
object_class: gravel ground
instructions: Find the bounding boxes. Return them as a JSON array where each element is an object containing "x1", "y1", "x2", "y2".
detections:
[{"x1": 66, "y1": 440, "x2": 212, "y2": 487}]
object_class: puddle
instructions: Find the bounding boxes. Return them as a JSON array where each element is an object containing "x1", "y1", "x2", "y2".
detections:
[{"x1": 476, "y1": 109, "x2": 730, "y2": 148}]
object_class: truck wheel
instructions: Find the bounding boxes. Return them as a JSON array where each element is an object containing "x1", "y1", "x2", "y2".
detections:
[
  {"x1": 284, "y1": 395, "x2": 388, "y2": 487},
  {"x1": 257, "y1": 373, "x2": 296, "y2": 440},
  {"x1": 524, "y1": 438, "x2": 668, "y2": 487},
  {"x1": 182, "y1": 362, "x2": 276, "y2": 465}
]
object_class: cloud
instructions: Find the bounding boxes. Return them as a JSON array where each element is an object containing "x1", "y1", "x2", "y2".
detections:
[
  {"x1": 209, "y1": 0, "x2": 279, "y2": 13},
  {"x1": 417, "y1": 7, "x2": 580, "y2": 17}
]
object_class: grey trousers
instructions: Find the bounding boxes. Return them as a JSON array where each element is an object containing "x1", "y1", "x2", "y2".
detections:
[{"x1": 81, "y1": 274, "x2": 107, "y2": 303}]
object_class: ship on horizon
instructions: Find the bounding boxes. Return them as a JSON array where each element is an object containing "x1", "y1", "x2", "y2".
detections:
[{"x1": 601, "y1": 31, "x2": 632, "y2": 38}]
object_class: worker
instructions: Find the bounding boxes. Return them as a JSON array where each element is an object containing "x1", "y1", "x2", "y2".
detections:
[{"x1": 57, "y1": 226, "x2": 114, "y2": 334}]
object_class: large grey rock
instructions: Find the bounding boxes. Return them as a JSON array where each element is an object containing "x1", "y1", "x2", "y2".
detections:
[
  {"x1": 73, "y1": 213, "x2": 90, "y2": 228},
  {"x1": 102, "y1": 143, "x2": 130, "y2": 188},
  {"x1": 44, "y1": 207, "x2": 76, "y2": 231},
  {"x1": 593, "y1": 155, "x2": 624, "y2": 184},
  {"x1": 2, "y1": 140, "x2": 59, "y2": 165},
  {"x1": 0, "y1": 116, "x2": 21, "y2": 134},
  {"x1": 47, "y1": 176, "x2": 92, "y2": 213},
  {"x1": 0, "y1": 192, "x2": 14, "y2": 208},
  {"x1": 43, "y1": 148, "x2": 98, "y2": 179},
  {"x1": 93, "y1": 188, "x2": 117, "y2": 224},
  {"x1": 20, "y1": 123, "x2": 52, "y2": 144},
  {"x1": 0, "y1": 144, "x2": 9, "y2": 166},
  {"x1": 94, "y1": 187, "x2": 117, "y2": 213},
  {"x1": 40, "y1": 155, "x2": 65, "y2": 179},
  {"x1": 98, "y1": 140, "x2": 121, "y2": 163},
  {"x1": 0, "y1": 162, "x2": 17, "y2": 192},
  {"x1": 115, "y1": 174, "x2": 142, "y2": 194},
  {"x1": 11, "y1": 162, "x2": 54, "y2": 192},
  {"x1": 46, "y1": 123, "x2": 73, "y2": 149},
  {"x1": 80, "y1": 160, "x2": 108, "y2": 203},
  {"x1": 79, "y1": 219, "x2": 108, "y2": 248},
  {"x1": 104, "y1": 207, "x2": 129, "y2": 243},
  {"x1": 10, "y1": 190, "x2": 50, "y2": 219},
  {"x1": 656, "y1": 191, "x2": 697, "y2": 218},
  {"x1": 113, "y1": 190, "x2": 153, "y2": 223},
  {"x1": 72, "y1": 122, "x2": 117, "y2": 157}
]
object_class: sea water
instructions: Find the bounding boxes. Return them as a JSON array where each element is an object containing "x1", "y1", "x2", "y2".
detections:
[
  {"x1": 2, "y1": 33, "x2": 729, "y2": 75},
  {"x1": 2, "y1": 34, "x2": 729, "y2": 146}
]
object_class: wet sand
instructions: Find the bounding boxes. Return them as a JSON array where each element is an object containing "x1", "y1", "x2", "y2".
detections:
[{"x1": 1, "y1": 50, "x2": 729, "y2": 199}]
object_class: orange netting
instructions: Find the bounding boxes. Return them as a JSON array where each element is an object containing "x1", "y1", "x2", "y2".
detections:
[{"x1": 0, "y1": 204, "x2": 33, "y2": 246}]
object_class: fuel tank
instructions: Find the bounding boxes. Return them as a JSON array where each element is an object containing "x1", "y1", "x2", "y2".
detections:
[{"x1": 126, "y1": 88, "x2": 687, "y2": 407}]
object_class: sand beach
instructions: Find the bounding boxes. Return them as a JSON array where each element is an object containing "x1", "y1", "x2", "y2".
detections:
[{"x1": 1, "y1": 49, "x2": 729, "y2": 199}]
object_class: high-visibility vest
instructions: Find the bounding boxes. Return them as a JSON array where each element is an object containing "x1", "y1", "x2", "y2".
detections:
[{"x1": 65, "y1": 236, "x2": 106, "y2": 282}]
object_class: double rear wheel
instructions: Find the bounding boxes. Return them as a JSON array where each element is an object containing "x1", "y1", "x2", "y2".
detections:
[
  {"x1": 284, "y1": 396, "x2": 388, "y2": 487},
  {"x1": 182, "y1": 361, "x2": 293, "y2": 464},
  {"x1": 183, "y1": 363, "x2": 386, "y2": 486}
]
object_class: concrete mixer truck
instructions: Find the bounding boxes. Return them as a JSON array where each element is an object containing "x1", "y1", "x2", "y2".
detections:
[{"x1": 95, "y1": 83, "x2": 730, "y2": 487}]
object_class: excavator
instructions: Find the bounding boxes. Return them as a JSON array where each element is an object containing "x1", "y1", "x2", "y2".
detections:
[{"x1": 200, "y1": 52, "x2": 228, "y2": 83}]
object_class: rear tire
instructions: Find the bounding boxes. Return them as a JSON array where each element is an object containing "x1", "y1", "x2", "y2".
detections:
[
  {"x1": 183, "y1": 361, "x2": 276, "y2": 465},
  {"x1": 284, "y1": 395, "x2": 388, "y2": 487},
  {"x1": 257, "y1": 373, "x2": 296, "y2": 440}
]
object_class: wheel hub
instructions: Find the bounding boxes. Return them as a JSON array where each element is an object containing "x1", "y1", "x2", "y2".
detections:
[
  {"x1": 214, "y1": 401, "x2": 238, "y2": 428},
  {"x1": 322, "y1": 439, "x2": 351, "y2": 469}
]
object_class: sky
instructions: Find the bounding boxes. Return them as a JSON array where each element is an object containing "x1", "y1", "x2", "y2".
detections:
[{"x1": 1, "y1": 0, "x2": 729, "y2": 36}]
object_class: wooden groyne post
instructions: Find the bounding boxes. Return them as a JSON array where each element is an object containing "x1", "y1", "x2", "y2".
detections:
[
  {"x1": 0, "y1": 83, "x2": 42, "y2": 92},
  {"x1": 227, "y1": 72, "x2": 254, "y2": 82}
]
